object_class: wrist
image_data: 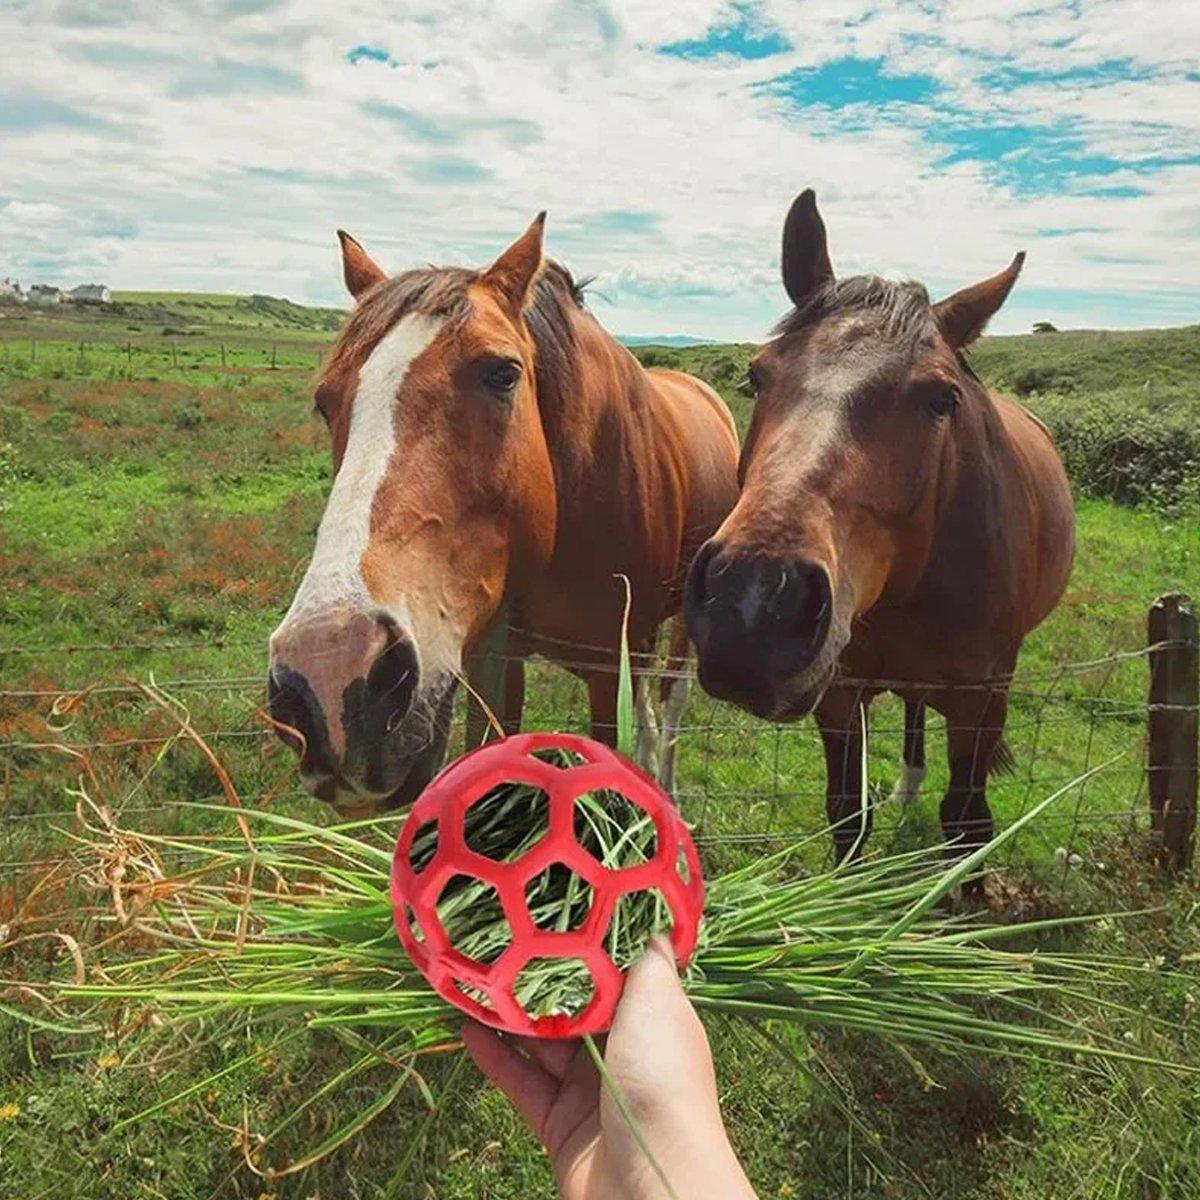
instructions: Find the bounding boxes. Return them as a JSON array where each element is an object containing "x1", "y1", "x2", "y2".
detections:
[{"x1": 629, "y1": 1123, "x2": 757, "y2": 1200}]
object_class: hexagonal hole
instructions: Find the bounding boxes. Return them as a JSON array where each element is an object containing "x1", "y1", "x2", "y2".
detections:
[
  {"x1": 574, "y1": 789, "x2": 659, "y2": 869},
  {"x1": 464, "y1": 781, "x2": 551, "y2": 861},
  {"x1": 524, "y1": 862, "x2": 595, "y2": 933},
  {"x1": 528, "y1": 746, "x2": 588, "y2": 768},
  {"x1": 403, "y1": 904, "x2": 427, "y2": 945},
  {"x1": 513, "y1": 956, "x2": 596, "y2": 1020},
  {"x1": 606, "y1": 887, "x2": 674, "y2": 972},
  {"x1": 676, "y1": 847, "x2": 692, "y2": 885},
  {"x1": 453, "y1": 978, "x2": 495, "y2": 1011},
  {"x1": 407, "y1": 818, "x2": 439, "y2": 875},
  {"x1": 435, "y1": 875, "x2": 512, "y2": 965}
]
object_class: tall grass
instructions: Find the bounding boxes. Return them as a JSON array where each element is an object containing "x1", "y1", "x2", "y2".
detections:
[
  {"x1": 13, "y1": 774, "x2": 1189, "y2": 1068},
  {"x1": 4, "y1": 674, "x2": 1194, "y2": 1179}
]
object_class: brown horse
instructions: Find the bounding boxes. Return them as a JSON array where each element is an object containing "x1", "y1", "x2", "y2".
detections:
[
  {"x1": 685, "y1": 189, "x2": 1075, "y2": 864},
  {"x1": 269, "y1": 215, "x2": 739, "y2": 814}
]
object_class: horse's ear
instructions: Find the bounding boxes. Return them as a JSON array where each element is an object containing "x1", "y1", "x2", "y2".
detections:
[
  {"x1": 782, "y1": 188, "x2": 834, "y2": 307},
  {"x1": 337, "y1": 230, "x2": 387, "y2": 301},
  {"x1": 933, "y1": 252, "x2": 1025, "y2": 348},
  {"x1": 483, "y1": 212, "x2": 546, "y2": 315}
]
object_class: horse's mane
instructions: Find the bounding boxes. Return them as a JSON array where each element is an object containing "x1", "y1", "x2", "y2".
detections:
[
  {"x1": 525, "y1": 261, "x2": 590, "y2": 416},
  {"x1": 325, "y1": 258, "x2": 590, "y2": 414},
  {"x1": 773, "y1": 275, "x2": 935, "y2": 343}
]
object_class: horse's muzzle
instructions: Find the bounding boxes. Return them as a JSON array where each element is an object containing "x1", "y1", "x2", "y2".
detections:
[
  {"x1": 267, "y1": 608, "x2": 428, "y2": 805},
  {"x1": 684, "y1": 540, "x2": 833, "y2": 718}
]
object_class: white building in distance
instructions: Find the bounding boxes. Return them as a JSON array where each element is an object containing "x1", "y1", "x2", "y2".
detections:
[
  {"x1": 27, "y1": 284, "x2": 65, "y2": 307},
  {"x1": 0, "y1": 279, "x2": 113, "y2": 306},
  {"x1": 71, "y1": 283, "x2": 112, "y2": 304}
]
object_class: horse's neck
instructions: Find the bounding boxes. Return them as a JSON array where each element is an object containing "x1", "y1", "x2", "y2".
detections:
[
  {"x1": 535, "y1": 308, "x2": 647, "y2": 491},
  {"x1": 960, "y1": 380, "x2": 1023, "y2": 487},
  {"x1": 927, "y1": 380, "x2": 1030, "y2": 583}
]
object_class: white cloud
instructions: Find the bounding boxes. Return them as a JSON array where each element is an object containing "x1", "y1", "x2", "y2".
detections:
[{"x1": 0, "y1": 0, "x2": 1195, "y2": 338}]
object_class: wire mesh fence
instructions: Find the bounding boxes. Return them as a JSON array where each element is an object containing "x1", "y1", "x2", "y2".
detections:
[{"x1": 3, "y1": 604, "x2": 1194, "y2": 910}]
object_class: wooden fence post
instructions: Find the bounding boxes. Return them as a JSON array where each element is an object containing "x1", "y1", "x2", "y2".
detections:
[{"x1": 1147, "y1": 591, "x2": 1198, "y2": 871}]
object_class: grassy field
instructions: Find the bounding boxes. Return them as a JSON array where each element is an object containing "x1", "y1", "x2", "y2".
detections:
[{"x1": 1, "y1": 295, "x2": 1198, "y2": 1198}]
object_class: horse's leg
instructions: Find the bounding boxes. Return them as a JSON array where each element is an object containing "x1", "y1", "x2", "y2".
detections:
[
  {"x1": 657, "y1": 615, "x2": 692, "y2": 796},
  {"x1": 888, "y1": 700, "x2": 927, "y2": 804},
  {"x1": 502, "y1": 655, "x2": 525, "y2": 736},
  {"x1": 939, "y1": 687, "x2": 1007, "y2": 895},
  {"x1": 634, "y1": 672, "x2": 661, "y2": 777},
  {"x1": 463, "y1": 604, "x2": 511, "y2": 749},
  {"x1": 586, "y1": 671, "x2": 619, "y2": 748},
  {"x1": 815, "y1": 686, "x2": 876, "y2": 863}
]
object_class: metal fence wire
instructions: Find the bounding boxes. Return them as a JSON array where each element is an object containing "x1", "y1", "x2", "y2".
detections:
[{"x1": 3, "y1": 614, "x2": 1194, "y2": 903}]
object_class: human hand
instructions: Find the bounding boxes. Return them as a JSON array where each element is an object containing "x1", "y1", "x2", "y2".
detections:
[{"x1": 462, "y1": 937, "x2": 757, "y2": 1200}]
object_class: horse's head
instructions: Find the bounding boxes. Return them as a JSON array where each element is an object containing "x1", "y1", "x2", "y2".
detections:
[
  {"x1": 686, "y1": 189, "x2": 1024, "y2": 720},
  {"x1": 269, "y1": 217, "x2": 557, "y2": 813}
]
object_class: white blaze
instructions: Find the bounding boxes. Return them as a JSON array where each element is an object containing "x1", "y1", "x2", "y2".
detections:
[{"x1": 279, "y1": 314, "x2": 444, "y2": 626}]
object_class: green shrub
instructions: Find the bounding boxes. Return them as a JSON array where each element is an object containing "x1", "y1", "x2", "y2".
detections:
[
  {"x1": 1030, "y1": 392, "x2": 1200, "y2": 511},
  {"x1": 1008, "y1": 364, "x2": 1080, "y2": 395},
  {"x1": 971, "y1": 325, "x2": 1200, "y2": 397},
  {"x1": 174, "y1": 399, "x2": 204, "y2": 431},
  {"x1": 968, "y1": 328, "x2": 1199, "y2": 512},
  {"x1": 631, "y1": 345, "x2": 684, "y2": 370}
]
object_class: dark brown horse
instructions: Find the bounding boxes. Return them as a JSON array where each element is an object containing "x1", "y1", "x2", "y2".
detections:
[
  {"x1": 269, "y1": 215, "x2": 739, "y2": 815},
  {"x1": 685, "y1": 189, "x2": 1075, "y2": 864}
]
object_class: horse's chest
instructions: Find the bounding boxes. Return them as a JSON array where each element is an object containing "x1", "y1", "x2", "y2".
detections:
[{"x1": 843, "y1": 600, "x2": 1014, "y2": 685}]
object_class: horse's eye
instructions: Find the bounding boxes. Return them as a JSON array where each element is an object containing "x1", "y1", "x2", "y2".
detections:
[
  {"x1": 929, "y1": 384, "x2": 960, "y2": 417},
  {"x1": 738, "y1": 366, "x2": 762, "y2": 398},
  {"x1": 483, "y1": 359, "x2": 522, "y2": 397}
]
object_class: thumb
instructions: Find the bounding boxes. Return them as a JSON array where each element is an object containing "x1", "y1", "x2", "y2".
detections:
[
  {"x1": 604, "y1": 936, "x2": 719, "y2": 1118},
  {"x1": 620, "y1": 935, "x2": 688, "y2": 1011}
]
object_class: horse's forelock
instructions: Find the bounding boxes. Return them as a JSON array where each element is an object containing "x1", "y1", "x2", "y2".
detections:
[
  {"x1": 773, "y1": 276, "x2": 935, "y2": 344},
  {"x1": 322, "y1": 266, "x2": 475, "y2": 384},
  {"x1": 321, "y1": 259, "x2": 588, "y2": 398}
]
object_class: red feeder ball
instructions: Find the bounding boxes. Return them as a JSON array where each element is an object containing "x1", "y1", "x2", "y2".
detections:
[{"x1": 390, "y1": 732, "x2": 705, "y2": 1038}]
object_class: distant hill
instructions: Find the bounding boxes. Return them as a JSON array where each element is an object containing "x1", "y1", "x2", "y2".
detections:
[
  {"x1": 111, "y1": 290, "x2": 346, "y2": 333},
  {"x1": 618, "y1": 334, "x2": 716, "y2": 348},
  {"x1": 11, "y1": 288, "x2": 710, "y2": 345},
  {"x1": 967, "y1": 323, "x2": 1200, "y2": 404},
  {"x1": 9, "y1": 288, "x2": 1197, "y2": 415}
]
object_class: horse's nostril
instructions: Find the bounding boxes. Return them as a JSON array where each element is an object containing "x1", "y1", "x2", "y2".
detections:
[
  {"x1": 685, "y1": 540, "x2": 720, "y2": 610},
  {"x1": 267, "y1": 665, "x2": 315, "y2": 755},
  {"x1": 790, "y1": 562, "x2": 833, "y2": 651},
  {"x1": 365, "y1": 623, "x2": 419, "y2": 728}
]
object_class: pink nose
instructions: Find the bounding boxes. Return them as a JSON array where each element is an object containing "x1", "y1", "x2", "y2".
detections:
[{"x1": 268, "y1": 608, "x2": 419, "y2": 774}]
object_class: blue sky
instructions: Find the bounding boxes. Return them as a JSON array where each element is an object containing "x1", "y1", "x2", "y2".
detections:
[{"x1": 1, "y1": 0, "x2": 1197, "y2": 339}]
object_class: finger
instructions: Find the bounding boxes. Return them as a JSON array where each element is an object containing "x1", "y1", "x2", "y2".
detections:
[
  {"x1": 460, "y1": 1021, "x2": 559, "y2": 1142},
  {"x1": 513, "y1": 1034, "x2": 582, "y2": 1081}
]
